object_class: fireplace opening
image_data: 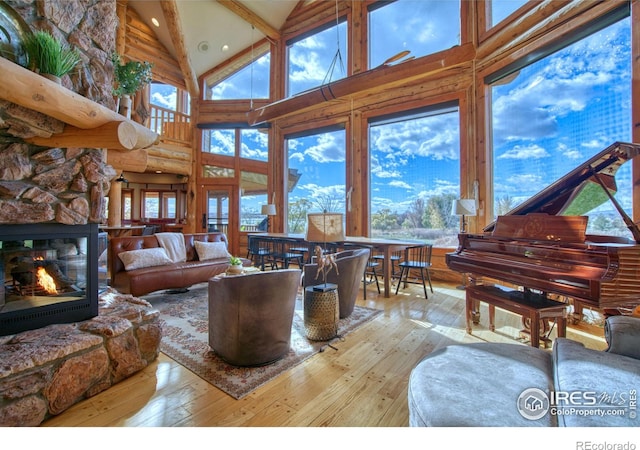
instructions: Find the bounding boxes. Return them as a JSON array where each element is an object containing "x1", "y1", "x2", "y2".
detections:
[{"x1": 1, "y1": 223, "x2": 99, "y2": 336}]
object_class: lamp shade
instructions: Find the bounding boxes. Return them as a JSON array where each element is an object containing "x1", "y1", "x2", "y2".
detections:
[
  {"x1": 305, "y1": 212, "x2": 345, "y2": 242},
  {"x1": 261, "y1": 204, "x2": 276, "y2": 215},
  {"x1": 452, "y1": 199, "x2": 476, "y2": 216}
]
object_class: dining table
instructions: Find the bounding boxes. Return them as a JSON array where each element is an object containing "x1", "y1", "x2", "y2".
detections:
[{"x1": 249, "y1": 233, "x2": 423, "y2": 298}]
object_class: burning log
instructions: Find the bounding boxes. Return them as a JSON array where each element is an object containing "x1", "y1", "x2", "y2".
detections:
[{"x1": 10, "y1": 256, "x2": 74, "y2": 293}]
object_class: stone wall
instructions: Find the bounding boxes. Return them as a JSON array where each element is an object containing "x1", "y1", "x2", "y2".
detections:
[
  {"x1": 0, "y1": 289, "x2": 162, "y2": 426},
  {"x1": 0, "y1": 0, "x2": 118, "y2": 225}
]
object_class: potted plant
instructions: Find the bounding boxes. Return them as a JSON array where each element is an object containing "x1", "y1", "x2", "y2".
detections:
[
  {"x1": 228, "y1": 256, "x2": 244, "y2": 274},
  {"x1": 21, "y1": 30, "x2": 81, "y2": 83},
  {"x1": 111, "y1": 53, "x2": 153, "y2": 118}
]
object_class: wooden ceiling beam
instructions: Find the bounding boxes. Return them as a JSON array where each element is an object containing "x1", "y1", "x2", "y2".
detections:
[
  {"x1": 160, "y1": 0, "x2": 200, "y2": 99},
  {"x1": 216, "y1": 0, "x2": 281, "y2": 43},
  {"x1": 247, "y1": 43, "x2": 475, "y2": 126}
]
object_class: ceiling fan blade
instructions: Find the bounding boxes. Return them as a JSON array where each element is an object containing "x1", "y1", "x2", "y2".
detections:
[{"x1": 382, "y1": 50, "x2": 411, "y2": 65}]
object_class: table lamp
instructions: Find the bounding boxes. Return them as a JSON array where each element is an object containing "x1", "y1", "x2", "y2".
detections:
[
  {"x1": 261, "y1": 204, "x2": 276, "y2": 231},
  {"x1": 452, "y1": 198, "x2": 476, "y2": 233}
]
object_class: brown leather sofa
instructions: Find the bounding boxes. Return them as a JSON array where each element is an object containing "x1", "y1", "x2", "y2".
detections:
[
  {"x1": 208, "y1": 269, "x2": 302, "y2": 366},
  {"x1": 109, "y1": 232, "x2": 249, "y2": 296},
  {"x1": 303, "y1": 248, "x2": 370, "y2": 319}
]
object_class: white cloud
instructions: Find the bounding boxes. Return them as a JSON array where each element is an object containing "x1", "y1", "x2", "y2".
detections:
[
  {"x1": 497, "y1": 144, "x2": 549, "y2": 160},
  {"x1": 389, "y1": 180, "x2": 412, "y2": 190}
]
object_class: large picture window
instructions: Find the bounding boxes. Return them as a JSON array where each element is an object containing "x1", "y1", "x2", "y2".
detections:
[
  {"x1": 287, "y1": 19, "x2": 347, "y2": 97},
  {"x1": 490, "y1": 16, "x2": 631, "y2": 238},
  {"x1": 285, "y1": 128, "x2": 346, "y2": 233},
  {"x1": 206, "y1": 53, "x2": 271, "y2": 100},
  {"x1": 368, "y1": 0, "x2": 461, "y2": 69},
  {"x1": 369, "y1": 103, "x2": 460, "y2": 245}
]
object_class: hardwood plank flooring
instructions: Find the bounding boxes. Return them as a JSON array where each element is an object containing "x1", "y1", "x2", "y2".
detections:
[{"x1": 42, "y1": 281, "x2": 608, "y2": 429}]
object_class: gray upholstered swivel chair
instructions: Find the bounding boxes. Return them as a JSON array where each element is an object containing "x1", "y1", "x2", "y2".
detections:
[
  {"x1": 208, "y1": 268, "x2": 302, "y2": 366},
  {"x1": 303, "y1": 248, "x2": 369, "y2": 319}
]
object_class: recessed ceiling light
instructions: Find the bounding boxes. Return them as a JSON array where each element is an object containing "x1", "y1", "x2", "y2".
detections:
[
  {"x1": 198, "y1": 41, "x2": 210, "y2": 53},
  {"x1": 151, "y1": 17, "x2": 160, "y2": 27},
  {"x1": 221, "y1": 44, "x2": 229, "y2": 52}
]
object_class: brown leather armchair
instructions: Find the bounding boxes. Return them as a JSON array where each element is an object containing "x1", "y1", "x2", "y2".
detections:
[
  {"x1": 303, "y1": 248, "x2": 370, "y2": 319},
  {"x1": 208, "y1": 268, "x2": 302, "y2": 367}
]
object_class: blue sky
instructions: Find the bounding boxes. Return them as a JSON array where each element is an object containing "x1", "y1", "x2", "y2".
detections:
[{"x1": 151, "y1": 1, "x2": 632, "y2": 233}]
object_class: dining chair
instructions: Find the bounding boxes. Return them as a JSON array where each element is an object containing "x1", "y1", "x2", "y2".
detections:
[
  {"x1": 395, "y1": 244, "x2": 434, "y2": 299},
  {"x1": 247, "y1": 236, "x2": 275, "y2": 271},
  {"x1": 270, "y1": 238, "x2": 305, "y2": 269}
]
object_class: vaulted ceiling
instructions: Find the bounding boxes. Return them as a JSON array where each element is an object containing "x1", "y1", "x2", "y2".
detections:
[{"x1": 128, "y1": 0, "x2": 299, "y2": 93}]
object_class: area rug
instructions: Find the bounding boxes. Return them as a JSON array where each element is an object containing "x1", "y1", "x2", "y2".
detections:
[{"x1": 143, "y1": 283, "x2": 383, "y2": 400}]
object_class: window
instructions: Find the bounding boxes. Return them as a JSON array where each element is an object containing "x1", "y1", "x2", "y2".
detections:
[
  {"x1": 286, "y1": 127, "x2": 346, "y2": 233},
  {"x1": 202, "y1": 165, "x2": 235, "y2": 178},
  {"x1": 240, "y1": 128, "x2": 268, "y2": 161},
  {"x1": 150, "y1": 82, "x2": 177, "y2": 110},
  {"x1": 206, "y1": 53, "x2": 271, "y2": 100},
  {"x1": 369, "y1": 103, "x2": 460, "y2": 245},
  {"x1": 240, "y1": 171, "x2": 268, "y2": 232},
  {"x1": 490, "y1": 16, "x2": 631, "y2": 238},
  {"x1": 149, "y1": 82, "x2": 190, "y2": 140},
  {"x1": 368, "y1": 0, "x2": 460, "y2": 69},
  {"x1": 202, "y1": 129, "x2": 235, "y2": 155},
  {"x1": 142, "y1": 191, "x2": 177, "y2": 219},
  {"x1": 490, "y1": 0, "x2": 529, "y2": 27},
  {"x1": 287, "y1": 19, "x2": 348, "y2": 97},
  {"x1": 122, "y1": 190, "x2": 132, "y2": 221}
]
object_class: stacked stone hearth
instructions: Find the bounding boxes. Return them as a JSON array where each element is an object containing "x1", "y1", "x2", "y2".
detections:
[
  {"x1": 0, "y1": 1, "x2": 162, "y2": 427},
  {"x1": 0, "y1": 289, "x2": 162, "y2": 426}
]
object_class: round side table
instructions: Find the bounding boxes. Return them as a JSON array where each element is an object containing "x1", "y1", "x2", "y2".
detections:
[{"x1": 304, "y1": 285, "x2": 339, "y2": 341}]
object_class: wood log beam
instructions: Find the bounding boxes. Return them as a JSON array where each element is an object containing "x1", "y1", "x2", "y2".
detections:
[
  {"x1": 26, "y1": 121, "x2": 140, "y2": 151},
  {"x1": 107, "y1": 148, "x2": 148, "y2": 172},
  {"x1": 247, "y1": 43, "x2": 475, "y2": 125},
  {"x1": 160, "y1": 0, "x2": 200, "y2": 99},
  {"x1": 217, "y1": 0, "x2": 280, "y2": 43},
  {"x1": 146, "y1": 155, "x2": 192, "y2": 176},
  {"x1": 0, "y1": 57, "x2": 159, "y2": 150}
]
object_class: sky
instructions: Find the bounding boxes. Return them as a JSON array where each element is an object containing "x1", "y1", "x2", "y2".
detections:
[{"x1": 151, "y1": 1, "x2": 633, "y2": 236}]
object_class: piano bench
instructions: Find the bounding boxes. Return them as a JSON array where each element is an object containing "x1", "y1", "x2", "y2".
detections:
[{"x1": 466, "y1": 284, "x2": 568, "y2": 348}]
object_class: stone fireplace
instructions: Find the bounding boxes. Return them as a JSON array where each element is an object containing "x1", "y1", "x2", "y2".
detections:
[
  {"x1": 0, "y1": 1, "x2": 162, "y2": 426},
  {"x1": 0, "y1": 0, "x2": 117, "y2": 333}
]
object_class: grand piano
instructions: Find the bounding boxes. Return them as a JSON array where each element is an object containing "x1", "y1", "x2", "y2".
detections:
[{"x1": 446, "y1": 141, "x2": 640, "y2": 322}]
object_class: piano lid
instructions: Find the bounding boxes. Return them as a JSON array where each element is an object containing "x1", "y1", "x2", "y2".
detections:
[{"x1": 484, "y1": 141, "x2": 640, "y2": 242}]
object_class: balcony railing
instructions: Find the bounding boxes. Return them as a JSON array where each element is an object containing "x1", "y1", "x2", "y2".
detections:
[{"x1": 149, "y1": 104, "x2": 191, "y2": 145}]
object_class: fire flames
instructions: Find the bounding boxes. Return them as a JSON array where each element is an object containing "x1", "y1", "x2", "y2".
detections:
[{"x1": 34, "y1": 257, "x2": 58, "y2": 295}]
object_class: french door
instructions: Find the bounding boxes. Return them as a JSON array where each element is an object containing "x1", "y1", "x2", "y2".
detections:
[{"x1": 199, "y1": 185, "x2": 239, "y2": 255}]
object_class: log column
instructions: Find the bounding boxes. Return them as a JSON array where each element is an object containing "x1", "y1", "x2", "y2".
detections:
[{"x1": 108, "y1": 180, "x2": 123, "y2": 227}]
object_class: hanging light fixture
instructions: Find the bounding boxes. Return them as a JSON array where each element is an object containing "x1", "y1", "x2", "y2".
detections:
[{"x1": 115, "y1": 172, "x2": 128, "y2": 183}]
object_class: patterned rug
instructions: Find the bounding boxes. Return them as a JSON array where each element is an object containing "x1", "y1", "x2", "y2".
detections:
[{"x1": 143, "y1": 283, "x2": 383, "y2": 400}]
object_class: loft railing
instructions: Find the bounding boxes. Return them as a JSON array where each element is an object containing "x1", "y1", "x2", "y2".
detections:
[{"x1": 149, "y1": 104, "x2": 191, "y2": 145}]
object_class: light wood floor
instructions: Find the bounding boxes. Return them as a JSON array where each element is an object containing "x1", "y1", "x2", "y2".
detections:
[{"x1": 42, "y1": 280, "x2": 607, "y2": 428}]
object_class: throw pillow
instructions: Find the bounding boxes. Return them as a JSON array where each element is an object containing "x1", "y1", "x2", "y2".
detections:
[
  {"x1": 118, "y1": 247, "x2": 173, "y2": 271},
  {"x1": 194, "y1": 240, "x2": 231, "y2": 261}
]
